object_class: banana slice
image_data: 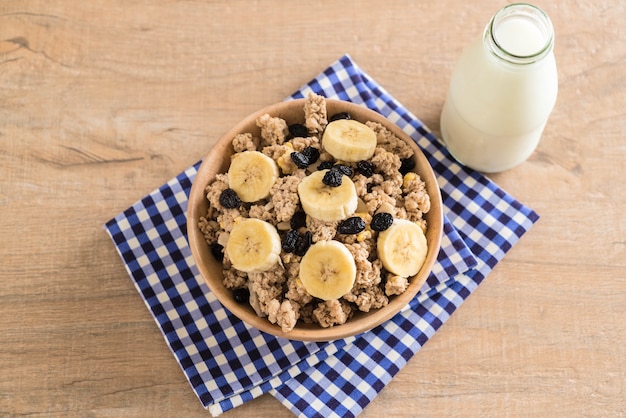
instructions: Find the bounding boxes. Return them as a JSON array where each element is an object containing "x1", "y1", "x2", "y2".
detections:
[
  {"x1": 228, "y1": 151, "x2": 279, "y2": 202},
  {"x1": 225, "y1": 218, "x2": 281, "y2": 273},
  {"x1": 297, "y1": 169, "x2": 358, "y2": 221},
  {"x1": 377, "y1": 218, "x2": 428, "y2": 278},
  {"x1": 322, "y1": 119, "x2": 377, "y2": 162},
  {"x1": 299, "y1": 240, "x2": 357, "y2": 301}
]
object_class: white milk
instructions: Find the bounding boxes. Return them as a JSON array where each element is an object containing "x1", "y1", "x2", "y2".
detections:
[{"x1": 440, "y1": 4, "x2": 558, "y2": 173}]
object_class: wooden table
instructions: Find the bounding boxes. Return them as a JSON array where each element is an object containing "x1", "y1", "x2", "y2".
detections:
[{"x1": 2, "y1": 1, "x2": 624, "y2": 416}]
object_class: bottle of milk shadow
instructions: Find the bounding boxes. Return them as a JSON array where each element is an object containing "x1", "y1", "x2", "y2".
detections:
[{"x1": 440, "y1": 3, "x2": 558, "y2": 173}]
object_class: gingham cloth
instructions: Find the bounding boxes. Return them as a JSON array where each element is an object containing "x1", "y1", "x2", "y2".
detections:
[{"x1": 104, "y1": 54, "x2": 539, "y2": 417}]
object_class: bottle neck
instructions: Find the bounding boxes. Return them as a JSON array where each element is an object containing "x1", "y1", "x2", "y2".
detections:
[{"x1": 484, "y1": 3, "x2": 554, "y2": 66}]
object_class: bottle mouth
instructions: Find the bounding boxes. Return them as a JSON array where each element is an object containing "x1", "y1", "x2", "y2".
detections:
[{"x1": 485, "y1": 3, "x2": 554, "y2": 65}]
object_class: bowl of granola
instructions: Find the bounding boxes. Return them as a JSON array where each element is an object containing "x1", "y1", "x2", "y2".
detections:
[{"x1": 187, "y1": 93, "x2": 443, "y2": 341}]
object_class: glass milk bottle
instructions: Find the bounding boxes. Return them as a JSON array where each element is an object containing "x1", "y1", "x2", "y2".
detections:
[{"x1": 440, "y1": 3, "x2": 558, "y2": 173}]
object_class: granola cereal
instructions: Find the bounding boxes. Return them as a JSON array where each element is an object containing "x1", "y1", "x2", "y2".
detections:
[
  {"x1": 232, "y1": 132, "x2": 260, "y2": 152},
  {"x1": 199, "y1": 93, "x2": 431, "y2": 332},
  {"x1": 256, "y1": 114, "x2": 288, "y2": 146},
  {"x1": 303, "y1": 92, "x2": 328, "y2": 134}
]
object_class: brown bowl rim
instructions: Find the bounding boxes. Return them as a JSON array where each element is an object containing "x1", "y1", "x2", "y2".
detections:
[{"x1": 187, "y1": 98, "x2": 443, "y2": 342}]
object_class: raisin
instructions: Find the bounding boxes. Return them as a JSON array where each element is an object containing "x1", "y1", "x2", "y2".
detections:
[
  {"x1": 399, "y1": 157, "x2": 416, "y2": 175},
  {"x1": 295, "y1": 231, "x2": 313, "y2": 256},
  {"x1": 329, "y1": 112, "x2": 352, "y2": 122},
  {"x1": 333, "y1": 164, "x2": 352, "y2": 177},
  {"x1": 302, "y1": 146, "x2": 320, "y2": 164},
  {"x1": 209, "y1": 243, "x2": 224, "y2": 261},
  {"x1": 219, "y1": 188, "x2": 241, "y2": 209},
  {"x1": 288, "y1": 123, "x2": 308, "y2": 138},
  {"x1": 371, "y1": 212, "x2": 393, "y2": 232},
  {"x1": 317, "y1": 160, "x2": 335, "y2": 170},
  {"x1": 322, "y1": 169, "x2": 343, "y2": 187},
  {"x1": 290, "y1": 210, "x2": 307, "y2": 230},
  {"x1": 290, "y1": 151, "x2": 310, "y2": 169},
  {"x1": 356, "y1": 160, "x2": 375, "y2": 177},
  {"x1": 337, "y1": 217, "x2": 366, "y2": 234},
  {"x1": 233, "y1": 288, "x2": 250, "y2": 304},
  {"x1": 282, "y1": 229, "x2": 300, "y2": 253}
]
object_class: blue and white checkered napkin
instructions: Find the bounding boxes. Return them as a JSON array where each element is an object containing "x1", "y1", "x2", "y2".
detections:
[{"x1": 105, "y1": 54, "x2": 539, "y2": 417}]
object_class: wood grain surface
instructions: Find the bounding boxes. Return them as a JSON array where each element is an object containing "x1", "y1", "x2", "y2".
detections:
[{"x1": 1, "y1": 1, "x2": 624, "y2": 416}]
